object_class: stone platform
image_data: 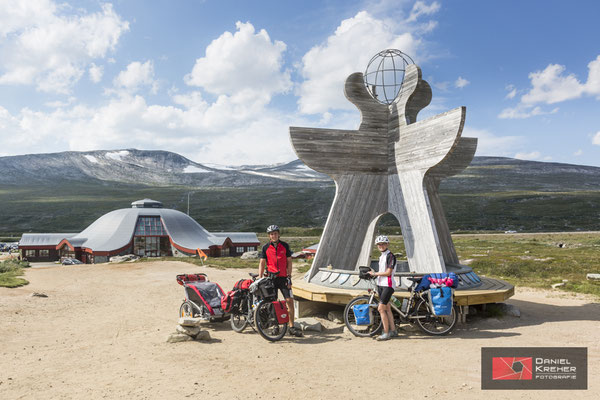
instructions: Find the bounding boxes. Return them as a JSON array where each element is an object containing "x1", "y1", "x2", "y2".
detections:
[{"x1": 293, "y1": 265, "x2": 514, "y2": 307}]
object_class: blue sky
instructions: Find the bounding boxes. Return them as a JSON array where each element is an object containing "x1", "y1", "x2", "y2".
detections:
[{"x1": 0, "y1": 0, "x2": 599, "y2": 167}]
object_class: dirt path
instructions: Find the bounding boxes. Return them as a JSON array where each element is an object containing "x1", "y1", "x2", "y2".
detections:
[{"x1": 0, "y1": 261, "x2": 598, "y2": 399}]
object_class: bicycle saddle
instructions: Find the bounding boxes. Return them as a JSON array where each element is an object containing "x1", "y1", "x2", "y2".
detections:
[{"x1": 249, "y1": 272, "x2": 258, "y2": 278}]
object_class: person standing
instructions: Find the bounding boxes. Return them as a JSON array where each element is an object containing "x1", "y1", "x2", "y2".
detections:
[
  {"x1": 368, "y1": 235, "x2": 397, "y2": 341},
  {"x1": 259, "y1": 225, "x2": 303, "y2": 337}
]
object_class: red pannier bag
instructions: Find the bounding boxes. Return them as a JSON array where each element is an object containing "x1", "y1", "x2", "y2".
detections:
[
  {"x1": 233, "y1": 279, "x2": 253, "y2": 291},
  {"x1": 221, "y1": 290, "x2": 240, "y2": 313},
  {"x1": 272, "y1": 300, "x2": 289, "y2": 324}
]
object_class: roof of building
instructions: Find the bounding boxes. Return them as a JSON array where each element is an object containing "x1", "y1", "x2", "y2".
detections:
[
  {"x1": 20, "y1": 199, "x2": 259, "y2": 254},
  {"x1": 20, "y1": 233, "x2": 77, "y2": 246},
  {"x1": 211, "y1": 232, "x2": 260, "y2": 243}
]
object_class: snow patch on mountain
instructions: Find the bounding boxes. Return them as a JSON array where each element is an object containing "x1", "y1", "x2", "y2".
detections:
[{"x1": 105, "y1": 151, "x2": 129, "y2": 161}]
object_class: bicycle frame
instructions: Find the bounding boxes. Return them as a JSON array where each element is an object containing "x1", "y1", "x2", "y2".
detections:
[{"x1": 364, "y1": 279, "x2": 429, "y2": 322}]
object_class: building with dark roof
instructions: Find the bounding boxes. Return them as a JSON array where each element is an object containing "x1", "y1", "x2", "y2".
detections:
[{"x1": 19, "y1": 199, "x2": 259, "y2": 263}]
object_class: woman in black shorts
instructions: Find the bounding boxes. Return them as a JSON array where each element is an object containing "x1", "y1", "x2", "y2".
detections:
[{"x1": 368, "y1": 235, "x2": 397, "y2": 341}]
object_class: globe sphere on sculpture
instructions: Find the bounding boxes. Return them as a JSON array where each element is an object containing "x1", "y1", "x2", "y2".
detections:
[{"x1": 364, "y1": 49, "x2": 414, "y2": 105}]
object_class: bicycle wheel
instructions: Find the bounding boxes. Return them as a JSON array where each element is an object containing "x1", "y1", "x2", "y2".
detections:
[
  {"x1": 414, "y1": 299, "x2": 457, "y2": 335},
  {"x1": 254, "y1": 301, "x2": 287, "y2": 342},
  {"x1": 179, "y1": 301, "x2": 193, "y2": 318},
  {"x1": 230, "y1": 312, "x2": 248, "y2": 332},
  {"x1": 343, "y1": 296, "x2": 382, "y2": 337}
]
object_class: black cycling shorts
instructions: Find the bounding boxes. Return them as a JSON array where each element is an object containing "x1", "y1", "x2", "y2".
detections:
[
  {"x1": 273, "y1": 276, "x2": 293, "y2": 299},
  {"x1": 377, "y1": 286, "x2": 394, "y2": 305}
]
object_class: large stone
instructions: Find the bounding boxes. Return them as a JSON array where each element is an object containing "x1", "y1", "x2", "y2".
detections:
[
  {"x1": 240, "y1": 251, "x2": 259, "y2": 260},
  {"x1": 176, "y1": 325, "x2": 201, "y2": 337},
  {"x1": 327, "y1": 310, "x2": 344, "y2": 324},
  {"x1": 166, "y1": 333, "x2": 194, "y2": 343},
  {"x1": 293, "y1": 299, "x2": 330, "y2": 319},
  {"x1": 586, "y1": 273, "x2": 600, "y2": 281},
  {"x1": 195, "y1": 330, "x2": 211, "y2": 341},
  {"x1": 178, "y1": 317, "x2": 202, "y2": 327},
  {"x1": 294, "y1": 318, "x2": 322, "y2": 332}
]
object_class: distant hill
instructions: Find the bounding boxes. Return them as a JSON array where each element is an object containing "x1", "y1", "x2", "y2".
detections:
[
  {"x1": 0, "y1": 149, "x2": 328, "y2": 187},
  {"x1": 0, "y1": 149, "x2": 599, "y2": 234}
]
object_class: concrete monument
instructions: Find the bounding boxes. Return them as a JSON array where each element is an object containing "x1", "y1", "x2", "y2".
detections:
[{"x1": 290, "y1": 50, "x2": 480, "y2": 287}]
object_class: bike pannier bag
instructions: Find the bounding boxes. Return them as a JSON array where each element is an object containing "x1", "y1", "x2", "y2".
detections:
[
  {"x1": 221, "y1": 290, "x2": 240, "y2": 313},
  {"x1": 352, "y1": 304, "x2": 373, "y2": 325},
  {"x1": 272, "y1": 300, "x2": 290, "y2": 324},
  {"x1": 234, "y1": 279, "x2": 253, "y2": 291},
  {"x1": 428, "y1": 286, "x2": 453, "y2": 316},
  {"x1": 258, "y1": 279, "x2": 276, "y2": 299},
  {"x1": 358, "y1": 266, "x2": 373, "y2": 280}
]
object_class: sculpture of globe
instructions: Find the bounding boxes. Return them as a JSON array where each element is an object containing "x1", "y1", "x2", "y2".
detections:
[{"x1": 364, "y1": 49, "x2": 414, "y2": 105}]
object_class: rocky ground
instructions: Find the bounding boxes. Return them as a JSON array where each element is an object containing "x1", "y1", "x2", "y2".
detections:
[{"x1": 0, "y1": 261, "x2": 598, "y2": 399}]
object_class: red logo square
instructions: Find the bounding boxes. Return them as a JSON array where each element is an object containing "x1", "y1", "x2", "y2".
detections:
[{"x1": 492, "y1": 357, "x2": 533, "y2": 380}]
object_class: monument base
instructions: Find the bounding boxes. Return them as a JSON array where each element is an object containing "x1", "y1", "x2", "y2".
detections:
[{"x1": 294, "y1": 264, "x2": 514, "y2": 307}]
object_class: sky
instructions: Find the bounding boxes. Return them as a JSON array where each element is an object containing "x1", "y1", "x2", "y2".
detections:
[{"x1": 0, "y1": 0, "x2": 599, "y2": 167}]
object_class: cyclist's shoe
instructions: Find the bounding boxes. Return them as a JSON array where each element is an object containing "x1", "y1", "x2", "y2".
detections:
[
  {"x1": 390, "y1": 329, "x2": 398, "y2": 338},
  {"x1": 288, "y1": 326, "x2": 303, "y2": 337},
  {"x1": 376, "y1": 332, "x2": 391, "y2": 341}
]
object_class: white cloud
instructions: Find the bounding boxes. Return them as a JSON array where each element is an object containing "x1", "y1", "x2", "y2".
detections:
[
  {"x1": 573, "y1": 149, "x2": 583, "y2": 156},
  {"x1": 593, "y1": 131, "x2": 600, "y2": 145},
  {"x1": 514, "y1": 151, "x2": 541, "y2": 160},
  {"x1": 505, "y1": 84, "x2": 517, "y2": 99},
  {"x1": 89, "y1": 63, "x2": 103, "y2": 83},
  {"x1": 185, "y1": 21, "x2": 291, "y2": 99},
  {"x1": 518, "y1": 55, "x2": 600, "y2": 105},
  {"x1": 298, "y1": 11, "x2": 425, "y2": 114},
  {"x1": 0, "y1": 2, "x2": 129, "y2": 93},
  {"x1": 498, "y1": 105, "x2": 559, "y2": 119},
  {"x1": 113, "y1": 61, "x2": 158, "y2": 94},
  {"x1": 406, "y1": 1, "x2": 441, "y2": 22},
  {"x1": 462, "y1": 127, "x2": 524, "y2": 157},
  {"x1": 455, "y1": 76, "x2": 469, "y2": 89},
  {"x1": 521, "y1": 64, "x2": 585, "y2": 105}
]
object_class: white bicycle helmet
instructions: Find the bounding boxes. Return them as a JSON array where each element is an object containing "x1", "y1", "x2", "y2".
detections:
[
  {"x1": 374, "y1": 235, "x2": 389, "y2": 245},
  {"x1": 266, "y1": 225, "x2": 280, "y2": 233}
]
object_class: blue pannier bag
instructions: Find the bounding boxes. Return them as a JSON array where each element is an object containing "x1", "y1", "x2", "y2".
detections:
[
  {"x1": 352, "y1": 304, "x2": 372, "y2": 325},
  {"x1": 428, "y1": 286, "x2": 453, "y2": 316}
]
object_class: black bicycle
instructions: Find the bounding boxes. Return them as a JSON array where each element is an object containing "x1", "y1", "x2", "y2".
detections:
[
  {"x1": 343, "y1": 274, "x2": 457, "y2": 337},
  {"x1": 230, "y1": 273, "x2": 288, "y2": 342}
]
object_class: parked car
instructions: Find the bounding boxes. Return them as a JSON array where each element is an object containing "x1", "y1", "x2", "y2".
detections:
[{"x1": 62, "y1": 258, "x2": 83, "y2": 265}]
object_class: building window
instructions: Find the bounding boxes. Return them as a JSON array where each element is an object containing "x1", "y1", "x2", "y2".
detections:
[
  {"x1": 220, "y1": 247, "x2": 229, "y2": 256},
  {"x1": 134, "y1": 216, "x2": 167, "y2": 236},
  {"x1": 39, "y1": 249, "x2": 49, "y2": 257},
  {"x1": 236, "y1": 246, "x2": 245, "y2": 253},
  {"x1": 248, "y1": 246, "x2": 256, "y2": 251},
  {"x1": 25, "y1": 250, "x2": 36, "y2": 257}
]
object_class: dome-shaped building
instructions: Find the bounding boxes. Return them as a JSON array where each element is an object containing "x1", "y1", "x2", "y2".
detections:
[{"x1": 19, "y1": 199, "x2": 259, "y2": 263}]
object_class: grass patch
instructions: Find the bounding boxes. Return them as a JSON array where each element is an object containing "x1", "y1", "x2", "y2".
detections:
[{"x1": 0, "y1": 259, "x2": 30, "y2": 288}]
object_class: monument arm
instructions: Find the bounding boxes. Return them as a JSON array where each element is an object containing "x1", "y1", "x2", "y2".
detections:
[
  {"x1": 428, "y1": 137, "x2": 478, "y2": 181},
  {"x1": 395, "y1": 106, "x2": 466, "y2": 171},
  {"x1": 343, "y1": 72, "x2": 390, "y2": 130},
  {"x1": 289, "y1": 127, "x2": 388, "y2": 174}
]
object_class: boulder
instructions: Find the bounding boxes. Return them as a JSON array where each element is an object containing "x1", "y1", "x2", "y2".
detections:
[
  {"x1": 176, "y1": 325, "x2": 201, "y2": 337},
  {"x1": 586, "y1": 273, "x2": 600, "y2": 281},
  {"x1": 551, "y1": 282, "x2": 565, "y2": 289},
  {"x1": 327, "y1": 310, "x2": 344, "y2": 324},
  {"x1": 166, "y1": 333, "x2": 194, "y2": 343},
  {"x1": 240, "y1": 251, "x2": 259, "y2": 260},
  {"x1": 109, "y1": 254, "x2": 140, "y2": 263},
  {"x1": 294, "y1": 317, "x2": 322, "y2": 332},
  {"x1": 195, "y1": 330, "x2": 211, "y2": 341},
  {"x1": 178, "y1": 317, "x2": 202, "y2": 327}
]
